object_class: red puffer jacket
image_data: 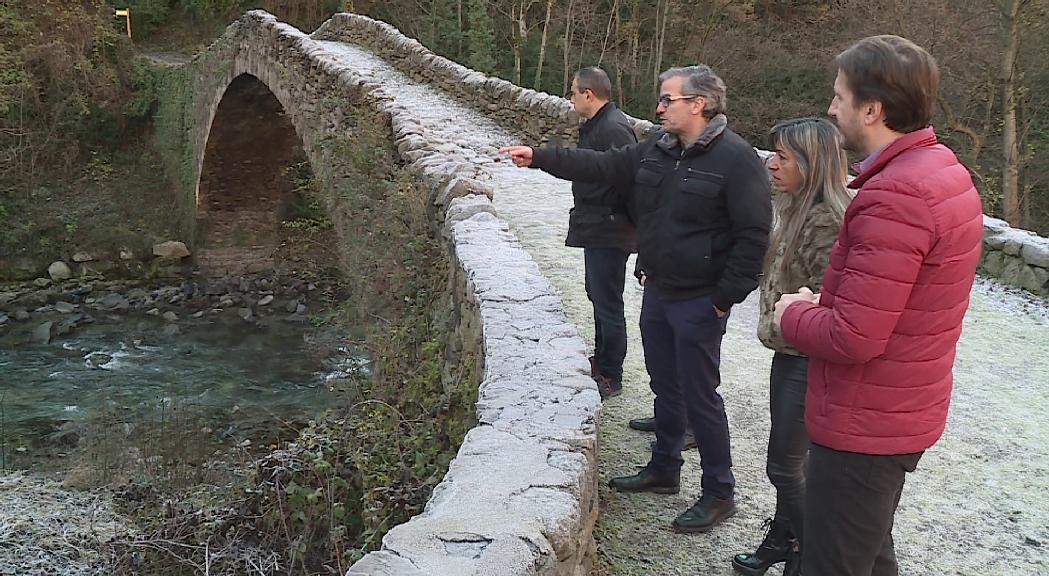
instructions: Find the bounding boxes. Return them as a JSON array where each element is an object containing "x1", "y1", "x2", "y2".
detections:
[{"x1": 780, "y1": 127, "x2": 983, "y2": 455}]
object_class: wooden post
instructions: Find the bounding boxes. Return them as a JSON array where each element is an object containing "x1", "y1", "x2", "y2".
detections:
[{"x1": 115, "y1": 8, "x2": 132, "y2": 39}]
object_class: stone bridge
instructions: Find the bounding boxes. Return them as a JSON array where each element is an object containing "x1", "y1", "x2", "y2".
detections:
[{"x1": 162, "y1": 11, "x2": 1049, "y2": 575}]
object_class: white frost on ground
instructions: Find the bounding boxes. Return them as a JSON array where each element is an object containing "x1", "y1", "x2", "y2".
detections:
[{"x1": 0, "y1": 472, "x2": 128, "y2": 576}]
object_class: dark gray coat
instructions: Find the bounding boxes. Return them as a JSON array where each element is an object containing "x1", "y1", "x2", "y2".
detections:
[{"x1": 566, "y1": 102, "x2": 638, "y2": 252}]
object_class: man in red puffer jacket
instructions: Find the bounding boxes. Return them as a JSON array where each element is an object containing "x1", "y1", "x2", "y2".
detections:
[{"x1": 773, "y1": 36, "x2": 983, "y2": 576}]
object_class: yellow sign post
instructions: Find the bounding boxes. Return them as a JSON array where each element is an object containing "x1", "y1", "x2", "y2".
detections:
[{"x1": 115, "y1": 8, "x2": 131, "y2": 39}]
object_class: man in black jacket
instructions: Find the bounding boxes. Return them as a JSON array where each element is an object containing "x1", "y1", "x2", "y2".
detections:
[
  {"x1": 565, "y1": 67, "x2": 638, "y2": 401},
  {"x1": 502, "y1": 65, "x2": 771, "y2": 533}
]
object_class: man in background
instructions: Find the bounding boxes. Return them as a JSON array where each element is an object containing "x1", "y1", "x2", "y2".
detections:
[{"x1": 564, "y1": 67, "x2": 638, "y2": 401}]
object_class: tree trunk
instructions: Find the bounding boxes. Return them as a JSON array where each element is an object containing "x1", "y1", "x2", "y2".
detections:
[
  {"x1": 1001, "y1": 0, "x2": 1023, "y2": 225},
  {"x1": 653, "y1": 0, "x2": 670, "y2": 91},
  {"x1": 562, "y1": 0, "x2": 574, "y2": 95},
  {"x1": 534, "y1": 0, "x2": 555, "y2": 89},
  {"x1": 597, "y1": 0, "x2": 620, "y2": 66}
]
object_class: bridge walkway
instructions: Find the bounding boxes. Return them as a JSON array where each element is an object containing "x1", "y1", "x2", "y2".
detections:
[{"x1": 319, "y1": 40, "x2": 1049, "y2": 575}]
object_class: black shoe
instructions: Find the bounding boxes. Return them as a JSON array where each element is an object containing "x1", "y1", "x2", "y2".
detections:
[
  {"x1": 588, "y1": 355, "x2": 600, "y2": 379},
  {"x1": 608, "y1": 467, "x2": 680, "y2": 494},
  {"x1": 649, "y1": 432, "x2": 697, "y2": 452},
  {"x1": 596, "y1": 375, "x2": 622, "y2": 400},
  {"x1": 672, "y1": 494, "x2": 737, "y2": 533},
  {"x1": 782, "y1": 550, "x2": 802, "y2": 576},
  {"x1": 731, "y1": 518, "x2": 795, "y2": 575},
  {"x1": 628, "y1": 416, "x2": 656, "y2": 431}
]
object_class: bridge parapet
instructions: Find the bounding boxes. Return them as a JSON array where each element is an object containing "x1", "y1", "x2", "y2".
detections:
[
  {"x1": 981, "y1": 217, "x2": 1049, "y2": 296},
  {"x1": 148, "y1": 9, "x2": 602, "y2": 573},
  {"x1": 312, "y1": 14, "x2": 656, "y2": 146}
]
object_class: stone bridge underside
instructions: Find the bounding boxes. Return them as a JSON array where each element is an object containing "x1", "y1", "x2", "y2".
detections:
[
  {"x1": 179, "y1": 11, "x2": 1049, "y2": 576},
  {"x1": 196, "y1": 73, "x2": 299, "y2": 274}
]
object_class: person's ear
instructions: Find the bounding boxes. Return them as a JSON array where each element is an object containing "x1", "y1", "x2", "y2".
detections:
[
  {"x1": 692, "y1": 96, "x2": 706, "y2": 116},
  {"x1": 864, "y1": 100, "x2": 883, "y2": 127}
]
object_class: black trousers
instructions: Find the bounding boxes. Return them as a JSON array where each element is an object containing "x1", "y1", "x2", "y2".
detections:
[
  {"x1": 767, "y1": 353, "x2": 809, "y2": 544},
  {"x1": 803, "y1": 443, "x2": 923, "y2": 576},
  {"x1": 641, "y1": 285, "x2": 734, "y2": 499},
  {"x1": 583, "y1": 247, "x2": 629, "y2": 381}
]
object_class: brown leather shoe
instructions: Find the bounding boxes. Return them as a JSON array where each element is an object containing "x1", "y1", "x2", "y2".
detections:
[
  {"x1": 596, "y1": 375, "x2": 622, "y2": 400},
  {"x1": 588, "y1": 355, "x2": 600, "y2": 379},
  {"x1": 672, "y1": 494, "x2": 737, "y2": 533}
]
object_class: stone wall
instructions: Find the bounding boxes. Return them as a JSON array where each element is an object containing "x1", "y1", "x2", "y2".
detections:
[
  {"x1": 980, "y1": 217, "x2": 1049, "y2": 296},
  {"x1": 312, "y1": 14, "x2": 656, "y2": 146},
  {"x1": 160, "y1": 10, "x2": 603, "y2": 575}
]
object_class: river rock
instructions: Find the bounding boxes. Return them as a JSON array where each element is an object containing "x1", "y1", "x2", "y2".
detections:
[
  {"x1": 119, "y1": 247, "x2": 135, "y2": 260},
  {"x1": 13, "y1": 309, "x2": 29, "y2": 321},
  {"x1": 98, "y1": 293, "x2": 130, "y2": 311},
  {"x1": 238, "y1": 307, "x2": 254, "y2": 321},
  {"x1": 146, "y1": 307, "x2": 160, "y2": 316},
  {"x1": 72, "y1": 251, "x2": 95, "y2": 263},
  {"x1": 0, "y1": 313, "x2": 7, "y2": 326},
  {"x1": 34, "y1": 277, "x2": 52, "y2": 288},
  {"x1": 161, "y1": 324, "x2": 181, "y2": 337},
  {"x1": 54, "y1": 301, "x2": 76, "y2": 314},
  {"x1": 48, "y1": 261, "x2": 73, "y2": 282},
  {"x1": 258, "y1": 295, "x2": 274, "y2": 306},
  {"x1": 162, "y1": 311, "x2": 179, "y2": 322},
  {"x1": 33, "y1": 321, "x2": 54, "y2": 344},
  {"x1": 153, "y1": 241, "x2": 190, "y2": 259},
  {"x1": 285, "y1": 299, "x2": 300, "y2": 313}
]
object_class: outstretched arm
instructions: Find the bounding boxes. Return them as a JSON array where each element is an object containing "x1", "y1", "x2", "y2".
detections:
[{"x1": 499, "y1": 142, "x2": 642, "y2": 188}]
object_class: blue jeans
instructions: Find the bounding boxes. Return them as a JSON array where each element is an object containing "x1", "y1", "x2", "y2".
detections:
[
  {"x1": 583, "y1": 247, "x2": 629, "y2": 381},
  {"x1": 641, "y1": 284, "x2": 734, "y2": 498}
]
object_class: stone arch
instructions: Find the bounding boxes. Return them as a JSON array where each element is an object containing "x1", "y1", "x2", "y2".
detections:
[{"x1": 193, "y1": 69, "x2": 309, "y2": 274}]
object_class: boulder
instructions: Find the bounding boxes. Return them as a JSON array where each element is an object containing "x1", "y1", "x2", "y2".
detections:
[
  {"x1": 72, "y1": 251, "x2": 95, "y2": 263},
  {"x1": 152, "y1": 241, "x2": 191, "y2": 259},
  {"x1": 54, "y1": 301, "x2": 76, "y2": 314},
  {"x1": 33, "y1": 321, "x2": 54, "y2": 345},
  {"x1": 48, "y1": 261, "x2": 73, "y2": 282},
  {"x1": 33, "y1": 278, "x2": 52, "y2": 289}
]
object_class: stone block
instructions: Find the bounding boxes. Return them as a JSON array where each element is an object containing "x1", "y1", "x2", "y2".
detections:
[
  {"x1": 1019, "y1": 265, "x2": 1049, "y2": 295},
  {"x1": 1020, "y1": 238, "x2": 1049, "y2": 268},
  {"x1": 981, "y1": 250, "x2": 1004, "y2": 276},
  {"x1": 1001, "y1": 256, "x2": 1025, "y2": 287}
]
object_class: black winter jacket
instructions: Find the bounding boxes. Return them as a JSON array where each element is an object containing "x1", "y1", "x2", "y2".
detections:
[
  {"x1": 533, "y1": 115, "x2": 771, "y2": 311},
  {"x1": 567, "y1": 103, "x2": 638, "y2": 251}
]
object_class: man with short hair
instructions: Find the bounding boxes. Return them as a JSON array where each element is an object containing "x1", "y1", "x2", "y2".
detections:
[
  {"x1": 503, "y1": 65, "x2": 771, "y2": 533},
  {"x1": 565, "y1": 67, "x2": 638, "y2": 401},
  {"x1": 773, "y1": 35, "x2": 983, "y2": 576}
]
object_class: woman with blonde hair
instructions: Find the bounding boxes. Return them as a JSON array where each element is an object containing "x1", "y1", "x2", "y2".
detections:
[{"x1": 732, "y1": 117, "x2": 851, "y2": 576}]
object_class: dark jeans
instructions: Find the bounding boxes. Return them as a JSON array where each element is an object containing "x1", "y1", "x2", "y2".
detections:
[
  {"x1": 768, "y1": 352, "x2": 809, "y2": 544},
  {"x1": 641, "y1": 285, "x2": 733, "y2": 498},
  {"x1": 584, "y1": 247, "x2": 629, "y2": 381},
  {"x1": 804, "y1": 443, "x2": 923, "y2": 576}
]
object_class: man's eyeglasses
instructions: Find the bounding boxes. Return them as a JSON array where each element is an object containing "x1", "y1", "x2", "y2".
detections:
[{"x1": 657, "y1": 94, "x2": 700, "y2": 107}]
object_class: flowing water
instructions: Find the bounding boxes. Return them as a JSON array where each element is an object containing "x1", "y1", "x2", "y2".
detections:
[{"x1": 0, "y1": 311, "x2": 358, "y2": 471}]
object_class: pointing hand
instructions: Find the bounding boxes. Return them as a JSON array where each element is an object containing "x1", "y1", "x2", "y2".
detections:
[{"x1": 499, "y1": 146, "x2": 534, "y2": 168}]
